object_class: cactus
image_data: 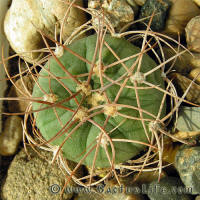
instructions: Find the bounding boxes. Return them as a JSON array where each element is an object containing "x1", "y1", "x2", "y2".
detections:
[
  {"x1": 1, "y1": 2, "x2": 198, "y2": 199},
  {"x1": 32, "y1": 34, "x2": 165, "y2": 168}
]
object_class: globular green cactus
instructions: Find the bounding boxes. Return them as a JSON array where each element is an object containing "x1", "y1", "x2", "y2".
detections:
[{"x1": 32, "y1": 34, "x2": 165, "y2": 168}]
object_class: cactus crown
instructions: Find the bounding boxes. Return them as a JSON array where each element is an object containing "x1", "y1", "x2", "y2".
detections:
[{"x1": 32, "y1": 34, "x2": 165, "y2": 168}]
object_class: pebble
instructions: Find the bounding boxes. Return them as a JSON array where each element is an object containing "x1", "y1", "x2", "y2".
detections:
[
  {"x1": 147, "y1": 177, "x2": 192, "y2": 200},
  {"x1": 1, "y1": 147, "x2": 83, "y2": 200},
  {"x1": 102, "y1": 177, "x2": 145, "y2": 200},
  {"x1": 189, "y1": 68, "x2": 200, "y2": 84},
  {"x1": 134, "y1": 0, "x2": 146, "y2": 6},
  {"x1": 0, "y1": 116, "x2": 23, "y2": 156},
  {"x1": 171, "y1": 73, "x2": 200, "y2": 104},
  {"x1": 176, "y1": 106, "x2": 200, "y2": 132},
  {"x1": 75, "y1": 190, "x2": 144, "y2": 200},
  {"x1": 8, "y1": 75, "x2": 35, "y2": 113},
  {"x1": 162, "y1": 46, "x2": 200, "y2": 73},
  {"x1": 88, "y1": 0, "x2": 135, "y2": 31},
  {"x1": 0, "y1": 0, "x2": 9, "y2": 132},
  {"x1": 161, "y1": 140, "x2": 180, "y2": 164},
  {"x1": 74, "y1": 192, "x2": 102, "y2": 200},
  {"x1": 163, "y1": 0, "x2": 200, "y2": 38},
  {"x1": 138, "y1": 0, "x2": 171, "y2": 31},
  {"x1": 134, "y1": 171, "x2": 166, "y2": 185},
  {"x1": 175, "y1": 145, "x2": 200, "y2": 194},
  {"x1": 4, "y1": 0, "x2": 87, "y2": 63},
  {"x1": 185, "y1": 16, "x2": 200, "y2": 53},
  {"x1": 127, "y1": 0, "x2": 139, "y2": 16},
  {"x1": 196, "y1": 196, "x2": 200, "y2": 200},
  {"x1": 193, "y1": 0, "x2": 200, "y2": 7}
]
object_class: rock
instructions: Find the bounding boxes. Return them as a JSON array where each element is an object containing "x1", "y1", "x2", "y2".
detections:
[
  {"x1": 176, "y1": 106, "x2": 200, "y2": 131},
  {"x1": 74, "y1": 192, "x2": 102, "y2": 200},
  {"x1": 185, "y1": 16, "x2": 200, "y2": 53},
  {"x1": 1, "y1": 147, "x2": 83, "y2": 200},
  {"x1": 126, "y1": 0, "x2": 139, "y2": 16},
  {"x1": 147, "y1": 177, "x2": 192, "y2": 200},
  {"x1": 138, "y1": 0, "x2": 171, "y2": 31},
  {"x1": 196, "y1": 196, "x2": 200, "y2": 200},
  {"x1": 193, "y1": 0, "x2": 200, "y2": 7},
  {"x1": 173, "y1": 131, "x2": 200, "y2": 140},
  {"x1": 161, "y1": 139, "x2": 180, "y2": 164},
  {"x1": 190, "y1": 53, "x2": 200, "y2": 69},
  {"x1": 88, "y1": 0, "x2": 135, "y2": 32},
  {"x1": 134, "y1": 0, "x2": 146, "y2": 6},
  {"x1": 189, "y1": 68, "x2": 200, "y2": 84},
  {"x1": 102, "y1": 177, "x2": 145, "y2": 200},
  {"x1": 4, "y1": 0, "x2": 86, "y2": 63},
  {"x1": 134, "y1": 171, "x2": 166, "y2": 185},
  {"x1": 0, "y1": 0, "x2": 10, "y2": 132},
  {"x1": 0, "y1": 116, "x2": 23, "y2": 156},
  {"x1": 162, "y1": 46, "x2": 200, "y2": 73},
  {"x1": 175, "y1": 145, "x2": 200, "y2": 194},
  {"x1": 8, "y1": 75, "x2": 35, "y2": 113},
  {"x1": 174, "y1": 106, "x2": 200, "y2": 140},
  {"x1": 163, "y1": 0, "x2": 200, "y2": 38},
  {"x1": 171, "y1": 73, "x2": 200, "y2": 104},
  {"x1": 75, "y1": 176, "x2": 145, "y2": 199}
]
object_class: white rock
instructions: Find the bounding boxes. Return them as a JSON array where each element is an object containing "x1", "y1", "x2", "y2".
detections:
[{"x1": 4, "y1": 0, "x2": 86, "y2": 63}]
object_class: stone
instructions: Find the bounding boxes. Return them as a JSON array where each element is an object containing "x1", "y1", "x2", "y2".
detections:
[
  {"x1": 193, "y1": 0, "x2": 200, "y2": 7},
  {"x1": 196, "y1": 196, "x2": 200, "y2": 200},
  {"x1": 138, "y1": 0, "x2": 171, "y2": 31},
  {"x1": 189, "y1": 68, "x2": 200, "y2": 84},
  {"x1": 0, "y1": 0, "x2": 10, "y2": 132},
  {"x1": 147, "y1": 177, "x2": 192, "y2": 200},
  {"x1": 134, "y1": 0, "x2": 146, "y2": 6},
  {"x1": 102, "y1": 178, "x2": 145, "y2": 200},
  {"x1": 1, "y1": 147, "x2": 83, "y2": 200},
  {"x1": 162, "y1": 46, "x2": 200, "y2": 73},
  {"x1": 185, "y1": 16, "x2": 200, "y2": 53},
  {"x1": 88, "y1": 0, "x2": 134, "y2": 31},
  {"x1": 171, "y1": 73, "x2": 200, "y2": 104},
  {"x1": 175, "y1": 145, "x2": 200, "y2": 194},
  {"x1": 126, "y1": 0, "x2": 139, "y2": 16},
  {"x1": 74, "y1": 193, "x2": 102, "y2": 200},
  {"x1": 163, "y1": 0, "x2": 200, "y2": 38},
  {"x1": 134, "y1": 171, "x2": 166, "y2": 185},
  {"x1": 0, "y1": 116, "x2": 23, "y2": 156},
  {"x1": 4, "y1": 0, "x2": 87, "y2": 63}
]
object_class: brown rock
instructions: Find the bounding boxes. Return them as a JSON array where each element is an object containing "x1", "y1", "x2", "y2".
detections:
[
  {"x1": 134, "y1": 171, "x2": 166, "y2": 185},
  {"x1": 163, "y1": 0, "x2": 200, "y2": 37},
  {"x1": 171, "y1": 73, "x2": 200, "y2": 104},
  {"x1": 193, "y1": 0, "x2": 200, "y2": 7},
  {"x1": 1, "y1": 147, "x2": 81, "y2": 200},
  {"x1": 185, "y1": 16, "x2": 200, "y2": 53},
  {"x1": 0, "y1": 116, "x2": 23, "y2": 156},
  {"x1": 162, "y1": 46, "x2": 200, "y2": 73},
  {"x1": 189, "y1": 68, "x2": 200, "y2": 84},
  {"x1": 133, "y1": 0, "x2": 146, "y2": 6}
]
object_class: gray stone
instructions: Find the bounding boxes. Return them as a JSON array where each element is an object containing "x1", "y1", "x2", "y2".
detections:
[
  {"x1": 147, "y1": 177, "x2": 192, "y2": 200},
  {"x1": 175, "y1": 145, "x2": 200, "y2": 195},
  {"x1": 138, "y1": 0, "x2": 171, "y2": 31}
]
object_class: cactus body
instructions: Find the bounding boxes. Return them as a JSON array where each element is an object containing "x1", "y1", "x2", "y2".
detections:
[{"x1": 32, "y1": 34, "x2": 165, "y2": 167}]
